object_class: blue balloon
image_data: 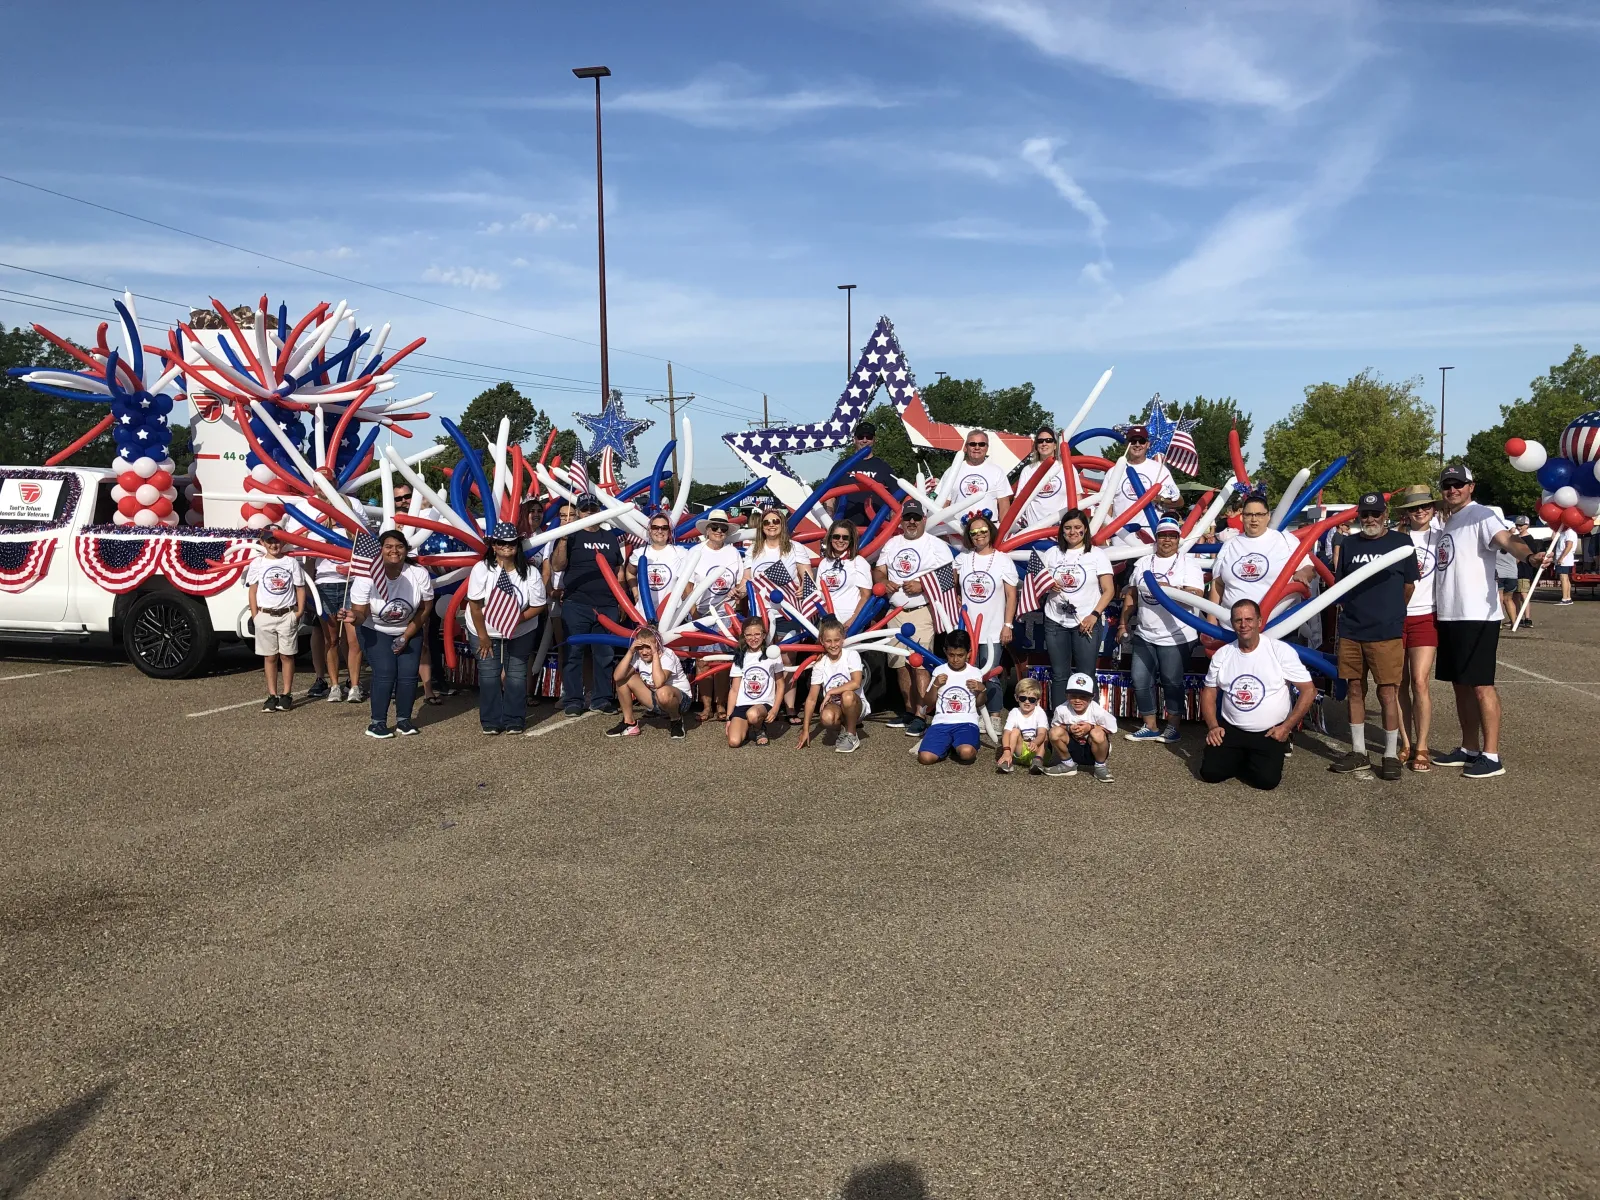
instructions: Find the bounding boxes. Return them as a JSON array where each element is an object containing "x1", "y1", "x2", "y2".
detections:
[
  {"x1": 1537, "y1": 458, "x2": 1575, "y2": 491},
  {"x1": 1574, "y1": 463, "x2": 1600, "y2": 497}
]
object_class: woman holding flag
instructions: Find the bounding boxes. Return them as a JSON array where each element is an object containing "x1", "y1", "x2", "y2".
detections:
[
  {"x1": 745, "y1": 505, "x2": 816, "y2": 725},
  {"x1": 467, "y1": 522, "x2": 549, "y2": 736},
  {"x1": 345, "y1": 529, "x2": 436, "y2": 739}
]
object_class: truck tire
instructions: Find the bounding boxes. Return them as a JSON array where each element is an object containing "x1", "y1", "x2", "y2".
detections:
[{"x1": 123, "y1": 591, "x2": 215, "y2": 679}]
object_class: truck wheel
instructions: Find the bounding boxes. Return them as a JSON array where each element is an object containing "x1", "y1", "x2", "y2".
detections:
[{"x1": 123, "y1": 591, "x2": 215, "y2": 679}]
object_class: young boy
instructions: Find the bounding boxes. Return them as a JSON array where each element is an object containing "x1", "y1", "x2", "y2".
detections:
[
  {"x1": 606, "y1": 624, "x2": 691, "y2": 739},
  {"x1": 998, "y1": 676, "x2": 1049, "y2": 774},
  {"x1": 916, "y1": 629, "x2": 986, "y2": 765},
  {"x1": 245, "y1": 526, "x2": 307, "y2": 712},
  {"x1": 798, "y1": 617, "x2": 867, "y2": 753},
  {"x1": 1048, "y1": 671, "x2": 1117, "y2": 782}
]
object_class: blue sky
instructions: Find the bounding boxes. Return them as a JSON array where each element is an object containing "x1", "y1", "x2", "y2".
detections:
[{"x1": 3, "y1": 0, "x2": 1599, "y2": 482}]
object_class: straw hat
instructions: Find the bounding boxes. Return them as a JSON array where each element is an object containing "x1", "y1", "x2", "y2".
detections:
[{"x1": 1391, "y1": 483, "x2": 1436, "y2": 510}]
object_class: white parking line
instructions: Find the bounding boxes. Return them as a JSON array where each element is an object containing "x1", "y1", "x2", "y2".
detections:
[
  {"x1": 0, "y1": 665, "x2": 108, "y2": 682},
  {"x1": 187, "y1": 695, "x2": 288, "y2": 718},
  {"x1": 1497, "y1": 659, "x2": 1600, "y2": 699},
  {"x1": 525, "y1": 711, "x2": 595, "y2": 738}
]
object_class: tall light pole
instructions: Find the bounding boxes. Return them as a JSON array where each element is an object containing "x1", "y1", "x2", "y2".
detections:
[
  {"x1": 1439, "y1": 366, "x2": 1454, "y2": 466},
  {"x1": 574, "y1": 65, "x2": 612, "y2": 411},
  {"x1": 837, "y1": 284, "x2": 856, "y2": 381}
]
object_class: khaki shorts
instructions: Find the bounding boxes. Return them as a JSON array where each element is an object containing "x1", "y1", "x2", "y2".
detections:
[
  {"x1": 1337, "y1": 636, "x2": 1404, "y2": 687},
  {"x1": 254, "y1": 607, "x2": 300, "y2": 657},
  {"x1": 886, "y1": 605, "x2": 936, "y2": 666}
]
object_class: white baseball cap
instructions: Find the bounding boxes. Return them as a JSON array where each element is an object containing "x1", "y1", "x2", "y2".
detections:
[{"x1": 1065, "y1": 671, "x2": 1095, "y2": 695}]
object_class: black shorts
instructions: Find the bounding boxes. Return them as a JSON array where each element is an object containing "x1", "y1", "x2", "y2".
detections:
[
  {"x1": 729, "y1": 703, "x2": 770, "y2": 722},
  {"x1": 1435, "y1": 619, "x2": 1499, "y2": 687},
  {"x1": 1496, "y1": 577, "x2": 1518, "y2": 594}
]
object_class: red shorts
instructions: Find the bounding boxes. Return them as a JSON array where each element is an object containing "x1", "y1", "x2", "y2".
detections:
[{"x1": 1403, "y1": 612, "x2": 1438, "y2": 649}]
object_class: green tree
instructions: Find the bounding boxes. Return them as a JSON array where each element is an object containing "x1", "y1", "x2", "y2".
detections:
[
  {"x1": 845, "y1": 376, "x2": 1052, "y2": 479},
  {"x1": 0, "y1": 326, "x2": 114, "y2": 467},
  {"x1": 1126, "y1": 395, "x2": 1253, "y2": 486},
  {"x1": 167, "y1": 422, "x2": 192, "y2": 474},
  {"x1": 1260, "y1": 370, "x2": 1437, "y2": 502},
  {"x1": 434, "y1": 382, "x2": 537, "y2": 471},
  {"x1": 1464, "y1": 345, "x2": 1600, "y2": 514},
  {"x1": 531, "y1": 408, "x2": 582, "y2": 468}
]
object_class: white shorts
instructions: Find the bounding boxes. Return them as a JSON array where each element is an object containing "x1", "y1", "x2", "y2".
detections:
[{"x1": 254, "y1": 607, "x2": 300, "y2": 657}]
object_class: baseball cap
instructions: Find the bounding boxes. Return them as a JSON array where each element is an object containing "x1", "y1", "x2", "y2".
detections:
[
  {"x1": 1125, "y1": 425, "x2": 1150, "y2": 442},
  {"x1": 1391, "y1": 483, "x2": 1435, "y2": 510},
  {"x1": 1440, "y1": 464, "x2": 1474, "y2": 486},
  {"x1": 1514, "y1": 514, "x2": 1531, "y2": 526},
  {"x1": 900, "y1": 498, "x2": 926, "y2": 518},
  {"x1": 1065, "y1": 671, "x2": 1096, "y2": 695},
  {"x1": 1357, "y1": 492, "x2": 1387, "y2": 516},
  {"x1": 1155, "y1": 516, "x2": 1183, "y2": 535},
  {"x1": 575, "y1": 492, "x2": 604, "y2": 513}
]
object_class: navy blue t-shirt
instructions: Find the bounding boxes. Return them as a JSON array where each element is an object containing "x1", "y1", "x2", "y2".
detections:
[
  {"x1": 836, "y1": 454, "x2": 898, "y2": 528},
  {"x1": 1336, "y1": 529, "x2": 1420, "y2": 642},
  {"x1": 561, "y1": 529, "x2": 626, "y2": 608}
]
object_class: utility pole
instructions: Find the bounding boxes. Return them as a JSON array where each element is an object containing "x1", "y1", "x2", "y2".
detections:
[
  {"x1": 573, "y1": 65, "x2": 613, "y2": 412},
  {"x1": 763, "y1": 393, "x2": 770, "y2": 428},
  {"x1": 1439, "y1": 366, "x2": 1454, "y2": 467},
  {"x1": 646, "y1": 365, "x2": 693, "y2": 478},
  {"x1": 837, "y1": 284, "x2": 857, "y2": 382}
]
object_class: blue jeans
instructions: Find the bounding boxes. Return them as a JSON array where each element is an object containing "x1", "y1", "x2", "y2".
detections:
[
  {"x1": 470, "y1": 627, "x2": 538, "y2": 731},
  {"x1": 561, "y1": 599, "x2": 618, "y2": 709},
  {"x1": 974, "y1": 642, "x2": 1004, "y2": 714},
  {"x1": 1130, "y1": 637, "x2": 1194, "y2": 721},
  {"x1": 1043, "y1": 616, "x2": 1098, "y2": 710},
  {"x1": 357, "y1": 624, "x2": 422, "y2": 724}
]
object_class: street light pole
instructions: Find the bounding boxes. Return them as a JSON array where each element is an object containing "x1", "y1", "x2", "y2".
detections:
[
  {"x1": 837, "y1": 284, "x2": 856, "y2": 381},
  {"x1": 574, "y1": 65, "x2": 612, "y2": 411},
  {"x1": 1439, "y1": 366, "x2": 1454, "y2": 466}
]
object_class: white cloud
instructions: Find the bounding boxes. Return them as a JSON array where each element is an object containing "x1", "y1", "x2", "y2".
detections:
[
  {"x1": 924, "y1": 0, "x2": 1370, "y2": 111},
  {"x1": 422, "y1": 265, "x2": 502, "y2": 291},
  {"x1": 1427, "y1": 5, "x2": 1600, "y2": 32},
  {"x1": 484, "y1": 212, "x2": 571, "y2": 235},
  {"x1": 1020, "y1": 137, "x2": 1109, "y2": 242}
]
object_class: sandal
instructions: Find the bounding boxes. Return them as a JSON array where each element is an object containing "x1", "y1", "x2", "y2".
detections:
[
  {"x1": 754, "y1": 728, "x2": 769, "y2": 746},
  {"x1": 714, "y1": 707, "x2": 729, "y2": 722},
  {"x1": 787, "y1": 711, "x2": 803, "y2": 726},
  {"x1": 1410, "y1": 749, "x2": 1432, "y2": 773},
  {"x1": 424, "y1": 695, "x2": 445, "y2": 707}
]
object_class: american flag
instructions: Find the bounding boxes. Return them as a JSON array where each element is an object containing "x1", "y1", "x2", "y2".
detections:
[
  {"x1": 760, "y1": 560, "x2": 802, "y2": 610},
  {"x1": 1559, "y1": 411, "x2": 1600, "y2": 465},
  {"x1": 349, "y1": 527, "x2": 386, "y2": 601},
  {"x1": 484, "y1": 567, "x2": 524, "y2": 637},
  {"x1": 567, "y1": 448, "x2": 591, "y2": 497},
  {"x1": 1124, "y1": 395, "x2": 1201, "y2": 478},
  {"x1": 917, "y1": 562, "x2": 963, "y2": 634},
  {"x1": 1016, "y1": 549, "x2": 1055, "y2": 616}
]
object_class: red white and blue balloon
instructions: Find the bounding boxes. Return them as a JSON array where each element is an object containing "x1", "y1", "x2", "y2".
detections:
[{"x1": 1505, "y1": 409, "x2": 1600, "y2": 531}]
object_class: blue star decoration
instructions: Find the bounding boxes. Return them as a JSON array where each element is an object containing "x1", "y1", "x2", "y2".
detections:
[
  {"x1": 1115, "y1": 394, "x2": 1202, "y2": 477},
  {"x1": 575, "y1": 395, "x2": 653, "y2": 464},
  {"x1": 723, "y1": 315, "x2": 920, "y2": 480}
]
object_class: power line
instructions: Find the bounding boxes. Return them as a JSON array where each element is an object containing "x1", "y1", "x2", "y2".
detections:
[{"x1": 0, "y1": 173, "x2": 793, "y2": 416}]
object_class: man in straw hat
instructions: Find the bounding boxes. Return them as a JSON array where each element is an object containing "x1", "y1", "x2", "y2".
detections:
[{"x1": 1391, "y1": 483, "x2": 1442, "y2": 771}]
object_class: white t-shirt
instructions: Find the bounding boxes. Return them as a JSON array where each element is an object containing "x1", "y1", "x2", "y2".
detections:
[
  {"x1": 1051, "y1": 698, "x2": 1119, "y2": 734},
  {"x1": 945, "y1": 460, "x2": 1011, "y2": 510},
  {"x1": 876, "y1": 532, "x2": 955, "y2": 610},
  {"x1": 1555, "y1": 528, "x2": 1578, "y2": 566},
  {"x1": 690, "y1": 543, "x2": 745, "y2": 614},
  {"x1": 814, "y1": 554, "x2": 873, "y2": 623},
  {"x1": 631, "y1": 645, "x2": 691, "y2": 695},
  {"x1": 631, "y1": 542, "x2": 687, "y2": 618},
  {"x1": 1436, "y1": 502, "x2": 1513, "y2": 623},
  {"x1": 1105, "y1": 457, "x2": 1179, "y2": 525},
  {"x1": 928, "y1": 663, "x2": 985, "y2": 726},
  {"x1": 1211, "y1": 528, "x2": 1299, "y2": 607},
  {"x1": 730, "y1": 648, "x2": 782, "y2": 707},
  {"x1": 1039, "y1": 544, "x2": 1113, "y2": 626},
  {"x1": 1004, "y1": 706, "x2": 1049, "y2": 743},
  {"x1": 466, "y1": 560, "x2": 548, "y2": 639},
  {"x1": 1204, "y1": 638, "x2": 1310, "y2": 732},
  {"x1": 1406, "y1": 523, "x2": 1442, "y2": 617},
  {"x1": 954, "y1": 550, "x2": 1018, "y2": 644},
  {"x1": 813, "y1": 647, "x2": 869, "y2": 715},
  {"x1": 1013, "y1": 459, "x2": 1068, "y2": 532},
  {"x1": 350, "y1": 563, "x2": 434, "y2": 635},
  {"x1": 245, "y1": 555, "x2": 306, "y2": 609},
  {"x1": 1129, "y1": 550, "x2": 1205, "y2": 646},
  {"x1": 747, "y1": 543, "x2": 814, "y2": 598}
]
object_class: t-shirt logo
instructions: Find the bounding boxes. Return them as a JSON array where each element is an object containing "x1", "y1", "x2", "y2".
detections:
[
  {"x1": 742, "y1": 666, "x2": 771, "y2": 697},
  {"x1": 379, "y1": 597, "x2": 415, "y2": 625},
  {"x1": 261, "y1": 565, "x2": 294, "y2": 597},
  {"x1": 891, "y1": 548, "x2": 921, "y2": 579},
  {"x1": 1036, "y1": 472, "x2": 1062, "y2": 500},
  {"x1": 1437, "y1": 534, "x2": 1454, "y2": 571},
  {"x1": 1228, "y1": 674, "x2": 1265, "y2": 711},
  {"x1": 1021, "y1": 727, "x2": 1039, "y2": 741},
  {"x1": 821, "y1": 562, "x2": 847, "y2": 588},
  {"x1": 645, "y1": 562, "x2": 673, "y2": 591},
  {"x1": 1414, "y1": 545, "x2": 1436, "y2": 579},
  {"x1": 1056, "y1": 563, "x2": 1087, "y2": 591},
  {"x1": 706, "y1": 566, "x2": 737, "y2": 597},
  {"x1": 938, "y1": 684, "x2": 975, "y2": 715},
  {"x1": 963, "y1": 570, "x2": 995, "y2": 602},
  {"x1": 1232, "y1": 552, "x2": 1269, "y2": 581},
  {"x1": 1119, "y1": 473, "x2": 1143, "y2": 500},
  {"x1": 958, "y1": 473, "x2": 986, "y2": 498},
  {"x1": 824, "y1": 670, "x2": 851, "y2": 694}
]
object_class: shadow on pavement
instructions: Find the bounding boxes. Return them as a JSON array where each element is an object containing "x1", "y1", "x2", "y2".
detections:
[
  {"x1": 0, "y1": 1080, "x2": 116, "y2": 1197},
  {"x1": 841, "y1": 1159, "x2": 929, "y2": 1199}
]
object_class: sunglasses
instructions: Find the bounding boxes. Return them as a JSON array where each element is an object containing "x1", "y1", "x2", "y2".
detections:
[
  {"x1": 762, "y1": 518, "x2": 783, "y2": 527},
  {"x1": 706, "y1": 523, "x2": 728, "y2": 532},
  {"x1": 649, "y1": 526, "x2": 671, "y2": 534},
  {"x1": 829, "y1": 534, "x2": 851, "y2": 542},
  {"x1": 1441, "y1": 481, "x2": 1470, "y2": 491},
  {"x1": 1035, "y1": 437, "x2": 1055, "y2": 446},
  {"x1": 966, "y1": 441, "x2": 988, "y2": 449},
  {"x1": 901, "y1": 514, "x2": 924, "y2": 522},
  {"x1": 1127, "y1": 438, "x2": 1149, "y2": 446},
  {"x1": 1018, "y1": 697, "x2": 1038, "y2": 705}
]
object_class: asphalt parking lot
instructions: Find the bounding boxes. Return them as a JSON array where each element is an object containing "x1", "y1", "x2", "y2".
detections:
[{"x1": 3, "y1": 599, "x2": 1598, "y2": 1198}]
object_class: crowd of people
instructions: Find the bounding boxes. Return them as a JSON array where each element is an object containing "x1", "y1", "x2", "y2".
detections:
[{"x1": 245, "y1": 423, "x2": 1557, "y2": 787}]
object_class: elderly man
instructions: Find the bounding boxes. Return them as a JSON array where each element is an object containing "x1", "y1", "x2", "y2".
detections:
[
  {"x1": 1199, "y1": 599, "x2": 1317, "y2": 791},
  {"x1": 1432, "y1": 464, "x2": 1544, "y2": 778},
  {"x1": 941, "y1": 429, "x2": 1012, "y2": 518}
]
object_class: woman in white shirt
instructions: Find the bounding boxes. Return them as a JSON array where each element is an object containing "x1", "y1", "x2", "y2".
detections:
[
  {"x1": 344, "y1": 529, "x2": 435, "y2": 739},
  {"x1": 1038, "y1": 508, "x2": 1114, "y2": 710},
  {"x1": 814, "y1": 520, "x2": 873, "y2": 626},
  {"x1": 1118, "y1": 517, "x2": 1203, "y2": 743},
  {"x1": 628, "y1": 512, "x2": 686, "y2": 623},
  {"x1": 467, "y1": 521, "x2": 548, "y2": 736},
  {"x1": 745, "y1": 505, "x2": 815, "y2": 725},
  {"x1": 684, "y1": 509, "x2": 744, "y2": 722},
  {"x1": 953, "y1": 514, "x2": 1017, "y2": 716}
]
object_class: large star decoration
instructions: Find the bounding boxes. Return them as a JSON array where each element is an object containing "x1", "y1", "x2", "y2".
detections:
[
  {"x1": 1116, "y1": 394, "x2": 1201, "y2": 463},
  {"x1": 722, "y1": 316, "x2": 921, "y2": 480},
  {"x1": 575, "y1": 395, "x2": 653, "y2": 463}
]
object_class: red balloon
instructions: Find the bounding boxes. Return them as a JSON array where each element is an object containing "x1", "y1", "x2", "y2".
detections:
[
  {"x1": 151, "y1": 497, "x2": 173, "y2": 518},
  {"x1": 872, "y1": 581, "x2": 887, "y2": 596},
  {"x1": 1576, "y1": 517, "x2": 1596, "y2": 536},
  {"x1": 262, "y1": 503, "x2": 286, "y2": 521},
  {"x1": 1539, "y1": 501, "x2": 1564, "y2": 526},
  {"x1": 118, "y1": 471, "x2": 141, "y2": 491},
  {"x1": 1564, "y1": 505, "x2": 1586, "y2": 528},
  {"x1": 116, "y1": 495, "x2": 139, "y2": 517},
  {"x1": 907, "y1": 653, "x2": 923, "y2": 668},
  {"x1": 149, "y1": 469, "x2": 173, "y2": 491},
  {"x1": 1505, "y1": 437, "x2": 1527, "y2": 457}
]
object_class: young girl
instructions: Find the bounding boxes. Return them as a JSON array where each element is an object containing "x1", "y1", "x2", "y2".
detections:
[
  {"x1": 606, "y1": 624, "x2": 692, "y2": 740},
  {"x1": 954, "y1": 514, "x2": 1018, "y2": 716},
  {"x1": 797, "y1": 617, "x2": 865, "y2": 753},
  {"x1": 917, "y1": 629, "x2": 986, "y2": 766},
  {"x1": 726, "y1": 617, "x2": 785, "y2": 747},
  {"x1": 997, "y1": 676, "x2": 1049, "y2": 774},
  {"x1": 745, "y1": 505, "x2": 815, "y2": 724},
  {"x1": 1048, "y1": 670, "x2": 1117, "y2": 782},
  {"x1": 814, "y1": 520, "x2": 873, "y2": 626},
  {"x1": 628, "y1": 512, "x2": 686, "y2": 621}
]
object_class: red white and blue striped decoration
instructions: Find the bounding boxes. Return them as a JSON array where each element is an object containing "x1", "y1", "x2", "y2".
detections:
[
  {"x1": 1559, "y1": 410, "x2": 1600, "y2": 465},
  {"x1": 0, "y1": 537, "x2": 57, "y2": 593}
]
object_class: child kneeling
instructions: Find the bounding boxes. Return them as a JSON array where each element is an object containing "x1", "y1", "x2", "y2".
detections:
[
  {"x1": 917, "y1": 630, "x2": 986, "y2": 765},
  {"x1": 997, "y1": 676, "x2": 1049, "y2": 774},
  {"x1": 798, "y1": 617, "x2": 866, "y2": 753},
  {"x1": 1048, "y1": 671, "x2": 1117, "y2": 782}
]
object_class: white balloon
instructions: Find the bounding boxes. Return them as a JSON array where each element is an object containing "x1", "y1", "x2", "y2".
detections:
[
  {"x1": 112, "y1": 456, "x2": 132, "y2": 474},
  {"x1": 183, "y1": 509, "x2": 204, "y2": 526},
  {"x1": 159, "y1": 513, "x2": 180, "y2": 527},
  {"x1": 161, "y1": 486, "x2": 178, "y2": 502},
  {"x1": 135, "y1": 483, "x2": 161, "y2": 506},
  {"x1": 183, "y1": 484, "x2": 200, "y2": 501},
  {"x1": 1578, "y1": 495, "x2": 1600, "y2": 517},
  {"x1": 133, "y1": 456, "x2": 159, "y2": 479},
  {"x1": 1515, "y1": 441, "x2": 1548, "y2": 472},
  {"x1": 159, "y1": 457, "x2": 175, "y2": 473},
  {"x1": 1553, "y1": 485, "x2": 1579, "y2": 508},
  {"x1": 1593, "y1": 460, "x2": 1600, "y2": 485},
  {"x1": 245, "y1": 512, "x2": 271, "y2": 529},
  {"x1": 133, "y1": 508, "x2": 159, "y2": 527},
  {"x1": 251, "y1": 464, "x2": 277, "y2": 484},
  {"x1": 113, "y1": 511, "x2": 132, "y2": 526},
  {"x1": 110, "y1": 484, "x2": 128, "y2": 502}
]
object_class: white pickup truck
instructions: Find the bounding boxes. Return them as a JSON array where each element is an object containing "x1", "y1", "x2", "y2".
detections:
[{"x1": 0, "y1": 465, "x2": 259, "y2": 678}]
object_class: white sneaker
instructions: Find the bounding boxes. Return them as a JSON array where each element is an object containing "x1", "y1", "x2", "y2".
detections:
[
  {"x1": 1045, "y1": 761, "x2": 1077, "y2": 776},
  {"x1": 1093, "y1": 762, "x2": 1113, "y2": 783},
  {"x1": 326, "y1": 683, "x2": 346, "y2": 703},
  {"x1": 835, "y1": 732, "x2": 860, "y2": 754},
  {"x1": 346, "y1": 685, "x2": 366, "y2": 703}
]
